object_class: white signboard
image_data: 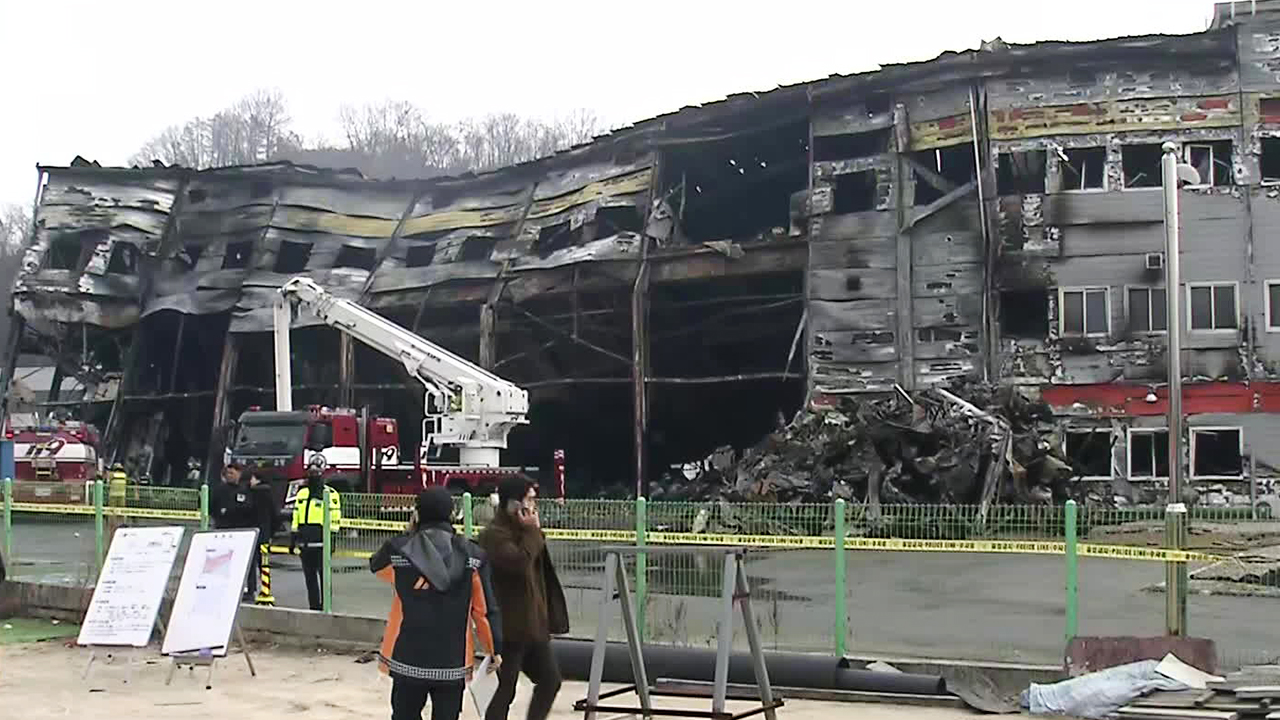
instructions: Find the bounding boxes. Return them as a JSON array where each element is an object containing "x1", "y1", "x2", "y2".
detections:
[
  {"x1": 77, "y1": 526, "x2": 184, "y2": 648},
  {"x1": 162, "y1": 529, "x2": 259, "y2": 656}
]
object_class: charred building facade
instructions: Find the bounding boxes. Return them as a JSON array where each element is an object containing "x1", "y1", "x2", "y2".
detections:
[{"x1": 10, "y1": 1, "x2": 1280, "y2": 496}]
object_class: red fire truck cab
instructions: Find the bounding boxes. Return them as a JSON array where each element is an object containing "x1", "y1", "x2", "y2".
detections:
[
  {"x1": 4, "y1": 413, "x2": 103, "y2": 503},
  {"x1": 225, "y1": 405, "x2": 531, "y2": 520}
]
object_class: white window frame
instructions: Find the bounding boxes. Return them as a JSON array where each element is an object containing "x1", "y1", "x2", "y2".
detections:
[
  {"x1": 1060, "y1": 147, "x2": 1108, "y2": 193},
  {"x1": 1064, "y1": 428, "x2": 1114, "y2": 479},
  {"x1": 1186, "y1": 281, "x2": 1240, "y2": 333},
  {"x1": 1123, "y1": 285, "x2": 1168, "y2": 335},
  {"x1": 1266, "y1": 280, "x2": 1280, "y2": 332},
  {"x1": 1120, "y1": 143, "x2": 1165, "y2": 192},
  {"x1": 1183, "y1": 142, "x2": 1230, "y2": 189},
  {"x1": 1126, "y1": 427, "x2": 1170, "y2": 479},
  {"x1": 1190, "y1": 426, "x2": 1245, "y2": 479},
  {"x1": 1058, "y1": 286, "x2": 1110, "y2": 337}
]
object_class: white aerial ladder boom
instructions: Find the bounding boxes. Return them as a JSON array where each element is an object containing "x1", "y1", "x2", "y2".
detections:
[{"x1": 273, "y1": 277, "x2": 529, "y2": 468}]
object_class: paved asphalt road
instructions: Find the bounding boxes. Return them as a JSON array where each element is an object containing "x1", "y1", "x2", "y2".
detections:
[{"x1": 7, "y1": 519, "x2": 1280, "y2": 668}]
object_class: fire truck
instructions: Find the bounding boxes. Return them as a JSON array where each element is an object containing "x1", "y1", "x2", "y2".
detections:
[
  {"x1": 229, "y1": 276, "x2": 535, "y2": 518},
  {"x1": 4, "y1": 412, "x2": 103, "y2": 503},
  {"x1": 225, "y1": 405, "x2": 526, "y2": 498}
]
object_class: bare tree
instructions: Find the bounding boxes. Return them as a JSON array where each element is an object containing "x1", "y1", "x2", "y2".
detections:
[
  {"x1": 0, "y1": 204, "x2": 31, "y2": 256},
  {"x1": 130, "y1": 89, "x2": 301, "y2": 169},
  {"x1": 131, "y1": 93, "x2": 607, "y2": 178}
]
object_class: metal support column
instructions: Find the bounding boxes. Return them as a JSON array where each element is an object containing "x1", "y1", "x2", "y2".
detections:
[{"x1": 1161, "y1": 142, "x2": 1190, "y2": 636}]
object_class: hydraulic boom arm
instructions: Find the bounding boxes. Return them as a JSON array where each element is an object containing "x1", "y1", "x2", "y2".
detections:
[{"x1": 273, "y1": 277, "x2": 528, "y2": 467}]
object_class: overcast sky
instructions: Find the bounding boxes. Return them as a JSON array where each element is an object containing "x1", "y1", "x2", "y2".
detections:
[{"x1": 0, "y1": 0, "x2": 1223, "y2": 210}]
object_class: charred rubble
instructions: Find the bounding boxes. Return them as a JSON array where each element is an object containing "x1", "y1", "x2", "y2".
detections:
[{"x1": 649, "y1": 381, "x2": 1088, "y2": 507}]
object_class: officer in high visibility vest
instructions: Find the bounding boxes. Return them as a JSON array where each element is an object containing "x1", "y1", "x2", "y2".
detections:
[
  {"x1": 290, "y1": 455, "x2": 342, "y2": 611},
  {"x1": 107, "y1": 463, "x2": 128, "y2": 506},
  {"x1": 105, "y1": 462, "x2": 128, "y2": 537}
]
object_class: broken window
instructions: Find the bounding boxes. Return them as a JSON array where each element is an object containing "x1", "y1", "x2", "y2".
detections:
[
  {"x1": 831, "y1": 171, "x2": 878, "y2": 213},
  {"x1": 405, "y1": 242, "x2": 437, "y2": 268},
  {"x1": 1183, "y1": 141, "x2": 1233, "y2": 188},
  {"x1": 458, "y1": 236, "x2": 497, "y2": 262},
  {"x1": 179, "y1": 244, "x2": 203, "y2": 271},
  {"x1": 813, "y1": 130, "x2": 889, "y2": 162},
  {"x1": 1262, "y1": 97, "x2": 1280, "y2": 118},
  {"x1": 1126, "y1": 287, "x2": 1168, "y2": 333},
  {"x1": 1129, "y1": 429, "x2": 1170, "y2": 478},
  {"x1": 1188, "y1": 283, "x2": 1237, "y2": 331},
  {"x1": 274, "y1": 240, "x2": 311, "y2": 273},
  {"x1": 1121, "y1": 144, "x2": 1163, "y2": 189},
  {"x1": 1060, "y1": 287, "x2": 1109, "y2": 337},
  {"x1": 46, "y1": 236, "x2": 84, "y2": 270},
  {"x1": 1065, "y1": 429, "x2": 1112, "y2": 477},
  {"x1": 334, "y1": 244, "x2": 376, "y2": 270},
  {"x1": 106, "y1": 242, "x2": 137, "y2": 274},
  {"x1": 593, "y1": 206, "x2": 642, "y2": 239},
  {"x1": 535, "y1": 221, "x2": 580, "y2": 254},
  {"x1": 187, "y1": 188, "x2": 208, "y2": 205},
  {"x1": 222, "y1": 241, "x2": 252, "y2": 269},
  {"x1": 1192, "y1": 427, "x2": 1243, "y2": 478},
  {"x1": 996, "y1": 151, "x2": 1046, "y2": 195},
  {"x1": 1061, "y1": 147, "x2": 1106, "y2": 191},
  {"x1": 663, "y1": 119, "x2": 809, "y2": 242},
  {"x1": 912, "y1": 146, "x2": 976, "y2": 205},
  {"x1": 1263, "y1": 138, "x2": 1280, "y2": 184},
  {"x1": 917, "y1": 328, "x2": 959, "y2": 343},
  {"x1": 999, "y1": 289, "x2": 1049, "y2": 338}
]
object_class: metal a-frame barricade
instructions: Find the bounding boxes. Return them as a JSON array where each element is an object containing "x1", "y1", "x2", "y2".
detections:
[{"x1": 575, "y1": 546, "x2": 783, "y2": 720}]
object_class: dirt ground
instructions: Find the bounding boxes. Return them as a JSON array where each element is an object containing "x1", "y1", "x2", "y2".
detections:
[{"x1": 0, "y1": 640, "x2": 979, "y2": 720}]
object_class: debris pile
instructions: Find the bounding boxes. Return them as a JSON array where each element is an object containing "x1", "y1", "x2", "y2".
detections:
[{"x1": 650, "y1": 381, "x2": 1079, "y2": 506}]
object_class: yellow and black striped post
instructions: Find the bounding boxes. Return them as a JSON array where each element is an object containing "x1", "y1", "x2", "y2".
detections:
[{"x1": 255, "y1": 542, "x2": 275, "y2": 606}]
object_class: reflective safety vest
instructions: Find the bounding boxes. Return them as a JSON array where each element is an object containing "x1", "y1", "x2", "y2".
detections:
[
  {"x1": 291, "y1": 485, "x2": 342, "y2": 548},
  {"x1": 108, "y1": 471, "x2": 128, "y2": 505}
]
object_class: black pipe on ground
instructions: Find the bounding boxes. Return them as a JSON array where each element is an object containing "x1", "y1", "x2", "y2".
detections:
[{"x1": 552, "y1": 639, "x2": 947, "y2": 696}]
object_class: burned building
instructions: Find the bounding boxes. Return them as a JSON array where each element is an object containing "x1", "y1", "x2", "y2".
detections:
[{"x1": 11, "y1": 1, "x2": 1280, "y2": 498}]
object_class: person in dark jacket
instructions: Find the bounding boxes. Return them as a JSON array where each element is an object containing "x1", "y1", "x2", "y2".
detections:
[
  {"x1": 210, "y1": 462, "x2": 261, "y2": 601},
  {"x1": 371, "y1": 487, "x2": 502, "y2": 720},
  {"x1": 211, "y1": 463, "x2": 255, "y2": 529},
  {"x1": 248, "y1": 470, "x2": 277, "y2": 603},
  {"x1": 478, "y1": 478, "x2": 569, "y2": 720}
]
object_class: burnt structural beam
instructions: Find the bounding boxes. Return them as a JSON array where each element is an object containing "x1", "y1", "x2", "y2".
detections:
[
  {"x1": 338, "y1": 332, "x2": 354, "y2": 408},
  {"x1": 632, "y1": 249, "x2": 651, "y2": 497},
  {"x1": 167, "y1": 314, "x2": 186, "y2": 394},
  {"x1": 892, "y1": 102, "x2": 915, "y2": 390},
  {"x1": 970, "y1": 81, "x2": 998, "y2": 383},
  {"x1": 480, "y1": 270, "x2": 511, "y2": 371},
  {"x1": 478, "y1": 181, "x2": 538, "y2": 370},
  {"x1": 504, "y1": 301, "x2": 632, "y2": 367},
  {"x1": 204, "y1": 331, "x2": 240, "y2": 484}
]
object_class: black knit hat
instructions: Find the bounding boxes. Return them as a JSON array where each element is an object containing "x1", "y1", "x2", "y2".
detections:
[{"x1": 415, "y1": 487, "x2": 454, "y2": 524}]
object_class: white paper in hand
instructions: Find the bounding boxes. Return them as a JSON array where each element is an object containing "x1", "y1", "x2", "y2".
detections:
[{"x1": 469, "y1": 656, "x2": 499, "y2": 718}]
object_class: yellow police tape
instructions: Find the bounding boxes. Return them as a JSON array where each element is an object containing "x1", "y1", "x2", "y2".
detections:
[
  {"x1": 11, "y1": 502, "x2": 201, "y2": 521},
  {"x1": 12, "y1": 503, "x2": 1221, "y2": 564}
]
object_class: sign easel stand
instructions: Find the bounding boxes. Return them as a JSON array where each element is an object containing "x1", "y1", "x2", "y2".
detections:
[
  {"x1": 575, "y1": 546, "x2": 783, "y2": 720},
  {"x1": 78, "y1": 526, "x2": 186, "y2": 686},
  {"x1": 165, "y1": 619, "x2": 256, "y2": 689}
]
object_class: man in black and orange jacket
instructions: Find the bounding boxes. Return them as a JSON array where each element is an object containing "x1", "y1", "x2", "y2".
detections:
[{"x1": 370, "y1": 487, "x2": 503, "y2": 720}]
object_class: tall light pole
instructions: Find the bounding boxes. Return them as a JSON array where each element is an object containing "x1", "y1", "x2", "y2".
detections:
[{"x1": 1161, "y1": 141, "x2": 1198, "y2": 637}]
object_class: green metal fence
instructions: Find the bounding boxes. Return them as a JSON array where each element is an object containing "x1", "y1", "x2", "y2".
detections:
[{"x1": 8, "y1": 480, "x2": 1280, "y2": 666}]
